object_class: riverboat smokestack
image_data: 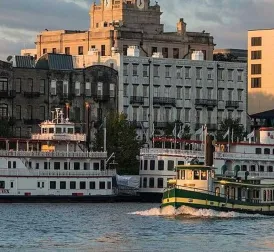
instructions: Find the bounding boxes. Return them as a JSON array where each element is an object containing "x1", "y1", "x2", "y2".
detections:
[{"x1": 205, "y1": 135, "x2": 214, "y2": 166}]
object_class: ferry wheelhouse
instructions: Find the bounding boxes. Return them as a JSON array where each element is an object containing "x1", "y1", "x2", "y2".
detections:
[
  {"x1": 0, "y1": 108, "x2": 116, "y2": 202},
  {"x1": 140, "y1": 127, "x2": 274, "y2": 202}
]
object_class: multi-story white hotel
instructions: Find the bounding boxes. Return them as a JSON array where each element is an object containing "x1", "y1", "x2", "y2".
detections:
[{"x1": 73, "y1": 46, "x2": 247, "y2": 141}]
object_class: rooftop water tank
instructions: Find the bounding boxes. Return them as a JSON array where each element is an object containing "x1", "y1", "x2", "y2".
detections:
[{"x1": 191, "y1": 51, "x2": 204, "y2": 61}]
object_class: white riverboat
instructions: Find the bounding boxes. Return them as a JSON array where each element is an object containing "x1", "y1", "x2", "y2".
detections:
[
  {"x1": 139, "y1": 127, "x2": 274, "y2": 202},
  {"x1": 0, "y1": 108, "x2": 117, "y2": 202}
]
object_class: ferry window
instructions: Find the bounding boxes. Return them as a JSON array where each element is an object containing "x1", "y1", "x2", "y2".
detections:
[
  {"x1": 250, "y1": 165, "x2": 256, "y2": 171},
  {"x1": 84, "y1": 163, "x2": 90, "y2": 170},
  {"x1": 150, "y1": 160, "x2": 155, "y2": 170},
  {"x1": 149, "y1": 178, "x2": 154, "y2": 188},
  {"x1": 178, "y1": 161, "x2": 184, "y2": 165},
  {"x1": 37, "y1": 182, "x2": 40, "y2": 188},
  {"x1": 10, "y1": 182, "x2": 13, "y2": 188},
  {"x1": 35, "y1": 163, "x2": 39, "y2": 169},
  {"x1": 140, "y1": 160, "x2": 143, "y2": 170},
  {"x1": 158, "y1": 160, "x2": 164, "y2": 170},
  {"x1": 74, "y1": 162, "x2": 80, "y2": 170},
  {"x1": 50, "y1": 181, "x2": 56, "y2": 189},
  {"x1": 29, "y1": 162, "x2": 32, "y2": 168},
  {"x1": 49, "y1": 128, "x2": 54, "y2": 133},
  {"x1": 143, "y1": 177, "x2": 147, "y2": 188},
  {"x1": 70, "y1": 181, "x2": 76, "y2": 189},
  {"x1": 60, "y1": 181, "x2": 66, "y2": 189},
  {"x1": 268, "y1": 166, "x2": 273, "y2": 172},
  {"x1": 44, "y1": 162, "x2": 48, "y2": 170},
  {"x1": 68, "y1": 128, "x2": 73, "y2": 134},
  {"x1": 181, "y1": 170, "x2": 185, "y2": 180},
  {"x1": 231, "y1": 187, "x2": 235, "y2": 199},
  {"x1": 194, "y1": 170, "x2": 200, "y2": 180},
  {"x1": 241, "y1": 165, "x2": 247, "y2": 171},
  {"x1": 264, "y1": 148, "x2": 270, "y2": 154},
  {"x1": 187, "y1": 170, "x2": 193, "y2": 180},
  {"x1": 54, "y1": 162, "x2": 60, "y2": 170},
  {"x1": 255, "y1": 148, "x2": 261, "y2": 154},
  {"x1": 99, "y1": 181, "x2": 105, "y2": 189},
  {"x1": 94, "y1": 162, "x2": 99, "y2": 170},
  {"x1": 56, "y1": 127, "x2": 62, "y2": 133},
  {"x1": 64, "y1": 162, "x2": 69, "y2": 170},
  {"x1": 201, "y1": 171, "x2": 207, "y2": 180},
  {"x1": 157, "y1": 178, "x2": 163, "y2": 188},
  {"x1": 13, "y1": 161, "x2": 16, "y2": 168},
  {"x1": 215, "y1": 187, "x2": 220, "y2": 196},
  {"x1": 259, "y1": 165, "x2": 264, "y2": 172},
  {"x1": 90, "y1": 181, "x2": 96, "y2": 189},
  {"x1": 144, "y1": 160, "x2": 148, "y2": 170},
  {"x1": 8, "y1": 161, "x2": 11, "y2": 169},
  {"x1": 107, "y1": 181, "x2": 111, "y2": 189},
  {"x1": 80, "y1": 181, "x2": 86, "y2": 189},
  {"x1": 168, "y1": 160, "x2": 174, "y2": 171}
]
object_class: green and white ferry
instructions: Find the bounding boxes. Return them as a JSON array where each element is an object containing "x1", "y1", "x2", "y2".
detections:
[{"x1": 162, "y1": 163, "x2": 274, "y2": 215}]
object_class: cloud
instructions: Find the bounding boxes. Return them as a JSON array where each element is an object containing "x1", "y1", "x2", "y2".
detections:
[{"x1": 0, "y1": 0, "x2": 274, "y2": 60}]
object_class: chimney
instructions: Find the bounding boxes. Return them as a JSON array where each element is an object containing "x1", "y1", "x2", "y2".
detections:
[{"x1": 177, "y1": 18, "x2": 186, "y2": 35}]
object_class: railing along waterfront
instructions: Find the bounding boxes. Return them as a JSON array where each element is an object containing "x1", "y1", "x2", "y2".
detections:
[
  {"x1": 31, "y1": 133, "x2": 86, "y2": 141},
  {"x1": 0, "y1": 150, "x2": 107, "y2": 159},
  {"x1": 140, "y1": 148, "x2": 204, "y2": 157},
  {"x1": 215, "y1": 152, "x2": 274, "y2": 162},
  {"x1": 0, "y1": 169, "x2": 116, "y2": 177}
]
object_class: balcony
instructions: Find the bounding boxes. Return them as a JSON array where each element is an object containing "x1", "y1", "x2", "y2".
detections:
[
  {"x1": 226, "y1": 101, "x2": 240, "y2": 109},
  {"x1": 195, "y1": 99, "x2": 217, "y2": 107},
  {"x1": 24, "y1": 119, "x2": 42, "y2": 125},
  {"x1": 24, "y1": 91, "x2": 40, "y2": 98},
  {"x1": 130, "y1": 96, "x2": 144, "y2": 105},
  {"x1": 154, "y1": 122, "x2": 168, "y2": 128},
  {"x1": 0, "y1": 90, "x2": 16, "y2": 98},
  {"x1": 153, "y1": 97, "x2": 176, "y2": 107}
]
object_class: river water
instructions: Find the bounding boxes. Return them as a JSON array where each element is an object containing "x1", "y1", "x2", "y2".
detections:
[{"x1": 0, "y1": 203, "x2": 273, "y2": 252}]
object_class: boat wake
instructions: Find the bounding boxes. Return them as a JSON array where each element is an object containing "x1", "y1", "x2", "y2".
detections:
[{"x1": 130, "y1": 205, "x2": 267, "y2": 218}]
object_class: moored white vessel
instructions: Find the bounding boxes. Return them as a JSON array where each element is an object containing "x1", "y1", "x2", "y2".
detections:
[{"x1": 0, "y1": 108, "x2": 117, "y2": 202}]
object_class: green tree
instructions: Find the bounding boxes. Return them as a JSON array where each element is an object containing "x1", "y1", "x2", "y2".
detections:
[
  {"x1": 217, "y1": 118, "x2": 244, "y2": 142},
  {"x1": 93, "y1": 112, "x2": 142, "y2": 175},
  {"x1": 213, "y1": 53, "x2": 238, "y2": 62}
]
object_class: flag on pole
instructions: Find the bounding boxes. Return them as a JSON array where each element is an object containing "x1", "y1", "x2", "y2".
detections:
[
  {"x1": 223, "y1": 128, "x2": 230, "y2": 139},
  {"x1": 247, "y1": 129, "x2": 255, "y2": 140}
]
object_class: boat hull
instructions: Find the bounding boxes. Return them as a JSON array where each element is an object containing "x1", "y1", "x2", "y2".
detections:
[{"x1": 162, "y1": 188, "x2": 274, "y2": 215}]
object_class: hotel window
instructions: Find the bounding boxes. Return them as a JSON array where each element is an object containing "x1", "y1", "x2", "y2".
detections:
[
  {"x1": 185, "y1": 87, "x2": 190, "y2": 99},
  {"x1": 154, "y1": 108, "x2": 159, "y2": 122},
  {"x1": 228, "y1": 89, "x2": 233, "y2": 100},
  {"x1": 251, "y1": 64, "x2": 261, "y2": 75},
  {"x1": 251, "y1": 50, "x2": 262, "y2": 60},
  {"x1": 207, "y1": 110, "x2": 212, "y2": 124},
  {"x1": 27, "y1": 78, "x2": 33, "y2": 92},
  {"x1": 75, "y1": 81, "x2": 80, "y2": 96},
  {"x1": 196, "y1": 87, "x2": 201, "y2": 99},
  {"x1": 176, "y1": 108, "x2": 181, "y2": 121},
  {"x1": 165, "y1": 108, "x2": 171, "y2": 122},
  {"x1": 80, "y1": 181, "x2": 86, "y2": 189},
  {"x1": 143, "y1": 65, "x2": 149, "y2": 77},
  {"x1": 157, "y1": 178, "x2": 164, "y2": 188},
  {"x1": 63, "y1": 80, "x2": 68, "y2": 95},
  {"x1": 185, "y1": 67, "x2": 191, "y2": 78},
  {"x1": 153, "y1": 65, "x2": 159, "y2": 77},
  {"x1": 251, "y1": 37, "x2": 262, "y2": 46},
  {"x1": 162, "y1": 47, "x2": 168, "y2": 58},
  {"x1": 101, "y1": 45, "x2": 106, "y2": 56},
  {"x1": 207, "y1": 88, "x2": 212, "y2": 99},
  {"x1": 50, "y1": 80, "x2": 56, "y2": 95},
  {"x1": 185, "y1": 108, "x2": 190, "y2": 122},
  {"x1": 110, "y1": 83, "x2": 115, "y2": 97},
  {"x1": 65, "y1": 47, "x2": 70, "y2": 55},
  {"x1": 27, "y1": 105, "x2": 32, "y2": 119},
  {"x1": 149, "y1": 178, "x2": 154, "y2": 188},
  {"x1": 151, "y1": 47, "x2": 157, "y2": 55},
  {"x1": 143, "y1": 85, "x2": 148, "y2": 97},
  {"x1": 50, "y1": 181, "x2": 56, "y2": 189},
  {"x1": 70, "y1": 181, "x2": 76, "y2": 189},
  {"x1": 153, "y1": 86, "x2": 159, "y2": 97},
  {"x1": 228, "y1": 69, "x2": 233, "y2": 81},
  {"x1": 164, "y1": 87, "x2": 171, "y2": 97},
  {"x1": 97, "y1": 82, "x2": 103, "y2": 96},
  {"x1": 176, "y1": 67, "x2": 182, "y2": 79},
  {"x1": 176, "y1": 87, "x2": 182, "y2": 99},
  {"x1": 218, "y1": 111, "x2": 223, "y2": 123},
  {"x1": 0, "y1": 104, "x2": 7, "y2": 118},
  {"x1": 173, "y1": 48, "x2": 179, "y2": 59},
  {"x1": 52, "y1": 48, "x2": 57, "y2": 54},
  {"x1": 143, "y1": 108, "x2": 148, "y2": 121},
  {"x1": 207, "y1": 68, "x2": 213, "y2": 79},
  {"x1": 237, "y1": 70, "x2": 243, "y2": 81},
  {"x1": 40, "y1": 79, "x2": 45, "y2": 94},
  {"x1": 15, "y1": 105, "x2": 21, "y2": 120},
  {"x1": 196, "y1": 110, "x2": 201, "y2": 123},
  {"x1": 90, "y1": 181, "x2": 96, "y2": 189},
  {"x1": 218, "y1": 69, "x2": 224, "y2": 80},
  {"x1": 85, "y1": 82, "x2": 91, "y2": 96},
  {"x1": 133, "y1": 107, "x2": 138, "y2": 121},
  {"x1": 42, "y1": 48, "x2": 47, "y2": 54},
  {"x1": 165, "y1": 66, "x2": 171, "y2": 78},
  {"x1": 39, "y1": 106, "x2": 45, "y2": 120},
  {"x1": 133, "y1": 85, "x2": 138, "y2": 97},
  {"x1": 78, "y1": 46, "x2": 83, "y2": 55},
  {"x1": 132, "y1": 64, "x2": 138, "y2": 76},
  {"x1": 251, "y1": 77, "x2": 261, "y2": 88},
  {"x1": 15, "y1": 78, "x2": 21, "y2": 93},
  {"x1": 238, "y1": 89, "x2": 243, "y2": 101},
  {"x1": 123, "y1": 84, "x2": 128, "y2": 96},
  {"x1": 123, "y1": 64, "x2": 128, "y2": 76},
  {"x1": 60, "y1": 181, "x2": 66, "y2": 189},
  {"x1": 196, "y1": 67, "x2": 202, "y2": 79}
]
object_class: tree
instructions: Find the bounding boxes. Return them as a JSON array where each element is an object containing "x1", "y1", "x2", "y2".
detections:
[
  {"x1": 213, "y1": 53, "x2": 238, "y2": 62},
  {"x1": 93, "y1": 112, "x2": 142, "y2": 175},
  {"x1": 217, "y1": 118, "x2": 245, "y2": 142}
]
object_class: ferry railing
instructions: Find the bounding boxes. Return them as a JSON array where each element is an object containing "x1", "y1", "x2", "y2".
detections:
[
  {"x1": 31, "y1": 133, "x2": 86, "y2": 142},
  {"x1": 215, "y1": 152, "x2": 274, "y2": 162},
  {"x1": 0, "y1": 169, "x2": 116, "y2": 177},
  {"x1": 0, "y1": 150, "x2": 107, "y2": 159},
  {"x1": 238, "y1": 171, "x2": 274, "y2": 179},
  {"x1": 140, "y1": 148, "x2": 204, "y2": 157}
]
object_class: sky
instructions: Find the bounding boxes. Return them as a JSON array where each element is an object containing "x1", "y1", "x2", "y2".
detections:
[{"x1": 0, "y1": 0, "x2": 274, "y2": 61}]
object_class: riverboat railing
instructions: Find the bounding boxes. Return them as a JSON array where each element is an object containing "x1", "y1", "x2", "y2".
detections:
[
  {"x1": 215, "y1": 152, "x2": 274, "y2": 162},
  {"x1": 238, "y1": 171, "x2": 274, "y2": 179},
  {"x1": 0, "y1": 169, "x2": 116, "y2": 177},
  {"x1": 0, "y1": 150, "x2": 107, "y2": 159},
  {"x1": 140, "y1": 148, "x2": 204, "y2": 157},
  {"x1": 31, "y1": 133, "x2": 86, "y2": 142}
]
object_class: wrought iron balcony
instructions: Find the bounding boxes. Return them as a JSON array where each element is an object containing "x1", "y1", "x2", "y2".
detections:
[
  {"x1": 23, "y1": 119, "x2": 42, "y2": 125},
  {"x1": 195, "y1": 99, "x2": 217, "y2": 107},
  {"x1": 153, "y1": 97, "x2": 176, "y2": 106},
  {"x1": 0, "y1": 90, "x2": 16, "y2": 98},
  {"x1": 154, "y1": 122, "x2": 168, "y2": 128},
  {"x1": 130, "y1": 96, "x2": 144, "y2": 105},
  {"x1": 24, "y1": 91, "x2": 40, "y2": 98},
  {"x1": 226, "y1": 101, "x2": 240, "y2": 108}
]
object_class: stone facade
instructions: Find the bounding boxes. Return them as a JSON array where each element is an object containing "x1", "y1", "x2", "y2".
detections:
[{"x1": 26, "y1": 0, "x2": 214, "y2": 60}]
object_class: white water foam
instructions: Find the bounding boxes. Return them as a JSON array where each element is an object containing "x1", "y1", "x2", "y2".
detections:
[{"x1": 130, "y1": 205, "x2": 267, "y2": 218}]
